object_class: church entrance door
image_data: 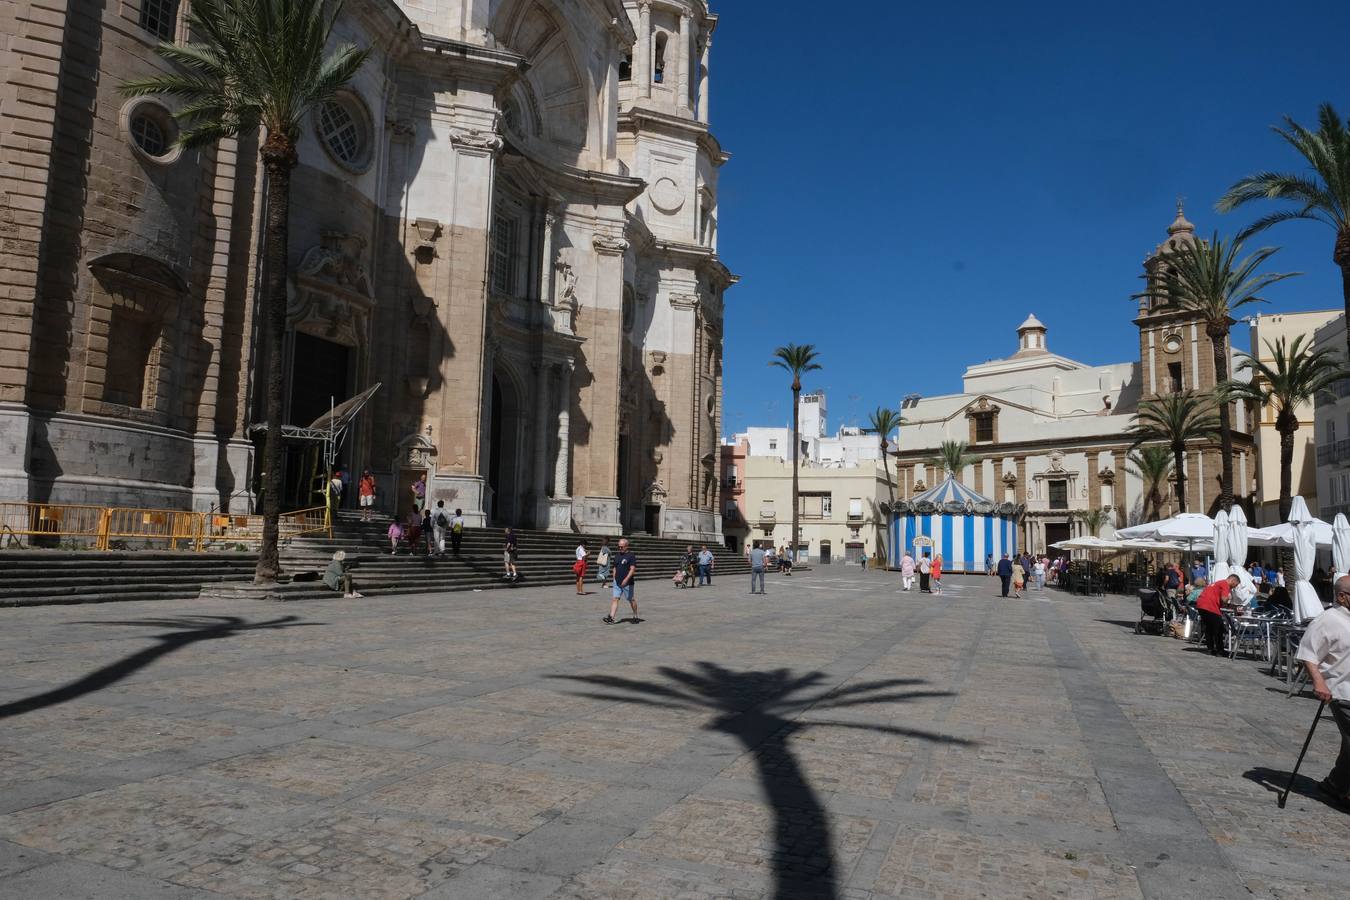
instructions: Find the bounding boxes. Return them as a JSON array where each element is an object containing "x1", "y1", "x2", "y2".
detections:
[
  {"x1": 644, "y1": 504, "x2": 661, "y2": 535},
  {"x1": 487, "y1": 371, "x2": 524, "y2": 526},
  {"x1": 284, "y1": 332, "x2": 350, "y2": 510},
  {"x1": 1045, "y1": 521, "x2": 1071, "y2": 554}
]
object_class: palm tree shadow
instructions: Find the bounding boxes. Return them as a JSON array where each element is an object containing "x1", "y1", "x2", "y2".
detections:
[
  {"x1": 555, "y1": 662, "x2": 971, "y2": 900},
  {"x1": 0, "y1": 615, "x2": 319, "y2": 720}
]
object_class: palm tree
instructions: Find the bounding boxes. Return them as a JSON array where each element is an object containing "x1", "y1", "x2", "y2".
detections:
[
  {"x1": 1126, "y1": 445, "x2": 1173, "y2": 522},
  {"x1": 1217, "y1": 103, "x2": 1350, "y2": 358},
  {"x1": 1075, "y1": 507, "x2": 1112, "y2": 539},
  {"x1": 123, "y1": 0, "x2": 370, "y2": 584},
  {"x1": 769, "y1": 344, "x2": 822, "y2": 562},
  {"x1": 1127, "y1": 392, "x2": 1220, "y2": 514},
  {"x1": 1141, "y1": 233, "x2": 1299, "y2": 511},
  {"x1": 1226, "y1": 335, "x2": 1347, "y2": 522},
  {"x1": 866, "y1": 407, "x2": 905, "y2": 505},
  {"x1": 929, "y1": 440, "x2": 975, "y2": 481}
]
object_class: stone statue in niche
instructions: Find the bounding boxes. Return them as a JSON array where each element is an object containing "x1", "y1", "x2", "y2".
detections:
[{"x1": 553, "y1": 250, "x2": 579, "y2": 334}]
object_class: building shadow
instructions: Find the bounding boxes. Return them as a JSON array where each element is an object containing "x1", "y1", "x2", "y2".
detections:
[
  {"x1": 556, "y1": 662, "x2": 970, "y2": 900},
  {"x1": 0, "y1": 615, "x2": 317, "y2": 720}
]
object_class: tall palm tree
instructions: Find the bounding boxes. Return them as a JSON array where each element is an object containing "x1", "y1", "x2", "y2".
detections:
[
  {"x1": 1127, "y1": 392, "x2": 1220, "y2": 514},
  {"x1": 1126, "y1": 445, "x2": 1173, "y2": 522},
  {"x1": 929, "y1": 440, "x2": 974, "y2": 480},
  {"x1": 770, "y1": 344, "x2": 822, "y2": 561},
  {"x1": 866, "y1": 407, "x2": 905, "y2": 505},
  {"x1": 1226, "y1": 335, "x2": 1348, "y2": 522},
  {"x1": 1142, "y1": 234, "x2": 1299, "y2": 511},
  {"x1": 1217, "y1": 103, "x2": 1350, "y2": 357},
  {"x1": 124, "y1": 0, "x2": 370, "y2": 584}
]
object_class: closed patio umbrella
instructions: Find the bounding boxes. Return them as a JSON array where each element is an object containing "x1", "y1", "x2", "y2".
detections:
[
  {"x1": 1289, "y1": 496, "x2": 1324, "y2": 623},
  {"x1": 1225, "y1": 505, "x2": 1256, "y2": 604},
  {"x1": 1210, "y1": 509, "x2": 1232, "y2": 582},
  {"x1": 1334, "y1": 513, "x2": 1350, "y2": 580}
]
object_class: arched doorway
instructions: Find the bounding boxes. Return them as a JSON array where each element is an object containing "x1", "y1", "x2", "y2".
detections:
[{"x1": 487, "y1": 368, "x2": 525, "y2": 526}]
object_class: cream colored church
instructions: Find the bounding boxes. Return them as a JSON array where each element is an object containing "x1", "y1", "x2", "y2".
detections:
[
  {"x1": 1, "y1": 0, "x2": 733, "y2": 538},
  {"x1": 892, "y1": 207, "x2": 1257, "y2": 556}
]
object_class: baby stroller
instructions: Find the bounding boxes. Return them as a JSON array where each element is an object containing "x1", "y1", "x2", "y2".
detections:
[
  {"x1": 673, "y1": 569, "x2": 688, "y2": 588},
  {"x1": 1135, "y1": 588, "x2": 1168, "y2": 635}
]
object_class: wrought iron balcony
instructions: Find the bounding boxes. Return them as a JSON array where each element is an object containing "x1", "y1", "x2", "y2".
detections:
[{"x1": 1317, "y1": 439, "x2": 1350, "y2": 467}]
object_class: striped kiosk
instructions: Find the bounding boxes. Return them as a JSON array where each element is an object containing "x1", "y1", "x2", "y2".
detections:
[{"x1": 887, "y1": 477, "x2": 1024, "y2": 574}]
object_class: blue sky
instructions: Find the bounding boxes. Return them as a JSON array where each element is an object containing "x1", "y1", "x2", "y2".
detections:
[{"x1": 711, "y1": 0, "x2": 1350, "y2": 436}]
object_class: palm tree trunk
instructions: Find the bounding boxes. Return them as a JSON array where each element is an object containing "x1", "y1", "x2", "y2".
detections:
[
  {"x1": 1278, "y1": 423, "x2": 1294, "y2": 523},
  {"x1": 879, "y1": 439, "x2": 893, "y2": 565},
  {"x1": 254, "y1": 137, "x2": 297, "y2": 585},
  {"x1": 791, "y1": 385, "x2": 800, "y2": 563},
  {"x1": 1336, "y1": 227, "x2": 1349, "y2": 362},
  {"x1": 1210, "y1": 326, "x2": 1235, "y2": 512},
  {"x1": 1173, "y1": 444, "x2": 1187, "y2": 514}
]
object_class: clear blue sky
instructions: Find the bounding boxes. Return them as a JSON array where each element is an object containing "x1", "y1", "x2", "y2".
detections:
[{"x1": 711, "y1": 0, "x2": 1350, "y2": 436}]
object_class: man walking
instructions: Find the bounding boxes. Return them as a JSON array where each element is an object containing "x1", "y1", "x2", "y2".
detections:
[
  {"x1": 1298, "y1": 574, "x2": 1350, "y2": 808},
  {"x1": 431, "y1": 500, "x2": 450, "y2": 556},
  {"x1": 698, "y1": 544, "x2": 715, "y2": 586},
  {"x1": 449, "y1": 508, "x2": 465, "y2": 555},
  {"x1": 996, "y1": 553, "x2": 1013, "y2": 598},
  {"x1": 900, "y1": 551, "x2": 915, "y2": 591},
  {"x1": 750, "y1": 544, "x2": 767, "y2": 594},
  {"x1": 604, "y1": 538, "x2": 639, "y2": 624},
  {"x1": 918, "y1": 552, "x2": 932, "y2": 593}
]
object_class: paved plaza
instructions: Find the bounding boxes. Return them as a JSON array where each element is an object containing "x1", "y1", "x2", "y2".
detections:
[{"x1": 0, "y1": 570, "x2": 1347, "y2": 899}]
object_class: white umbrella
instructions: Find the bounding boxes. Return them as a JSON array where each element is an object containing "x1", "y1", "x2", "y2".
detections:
[
  {"x1": 1224, "y1": 505, "x2": 1257, "y2": 603},
  {"x1": 1052, "y1": 536, "x2": 1121, "y2": 551},
  {"x1": 1289, "y1": 496, "x2": 1324, "y2": 623},
  {"x1": 1248, "y1": 518, "x2": 1335, "y2": 548},
  {"x1": 1118, "y1": 513, "x2": 1218, "y2": 542},
  {"x1": 1333, "y1": 513, "x2": 1350, "y2": 580},
  {"x1": 1210, "y1": 509, "x2": 1232, "y2": 582}
]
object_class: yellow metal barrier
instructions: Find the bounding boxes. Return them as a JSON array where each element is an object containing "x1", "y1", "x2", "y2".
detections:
[
  {"x1": 0, "y1": 502, "x2": 107, "y2": 546},
  {"x1": 0, "y1": 501, "x2": 333, "y2": 551}
]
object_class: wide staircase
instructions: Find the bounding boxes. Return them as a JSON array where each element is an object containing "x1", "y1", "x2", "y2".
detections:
[{"x1": 0, "y1": 513, "x2": 750, "y2": 606}]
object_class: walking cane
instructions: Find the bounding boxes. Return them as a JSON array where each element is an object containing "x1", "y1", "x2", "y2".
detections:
[{"x1": 1278, "y1": 700, "x2": 1328, "y2": 808}]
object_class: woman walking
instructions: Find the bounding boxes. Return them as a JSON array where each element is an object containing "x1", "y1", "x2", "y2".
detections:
[
  {"x1": 503, "y1": 527, "x2": 519, "y2": 581},
  {"x1": 931, "y1": 554, "x2": 943, "y2": 595},
  {"x1": 1012, "y1": 558, "x2": 1026, "y2": 598},
  {"x1": 358, "y1": 469, "x2": 377, "y2": 521},
  {"x1": 596, "y1": 538, "x2": 612, "y2": 584},
  {"x1": 574, "y1": 540, "x2": 588, "y2": 594}
]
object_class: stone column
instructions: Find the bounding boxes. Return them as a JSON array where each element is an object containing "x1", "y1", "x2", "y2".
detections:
[
  {"x1": 677, "y1": 13, "x2": 692, "y2": 111},
  {"x1": 539, "y1": 209, "x2": 556, "y2": 303},
  {"x1": 697, "y1": 31, "x2": 711, "y2": 123},
  {"x1": 638, "y1": 1, "x2": 652, "y2": 98},
  {"x1": 531, "y1": 360, "x2": 552, "y2": 524},
  {"x1": 554, "y1": 361, "x2": 572, "y2": 499}
]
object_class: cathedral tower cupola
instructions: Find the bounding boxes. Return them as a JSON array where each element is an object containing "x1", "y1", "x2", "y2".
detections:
[{"x1": 1014, "y1": 313, "x2": 1048, "y2": 357}]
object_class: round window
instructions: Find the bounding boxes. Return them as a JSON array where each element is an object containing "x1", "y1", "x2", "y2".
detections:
[
  {"x1": 121, "y1": 99, "x2": 181, "y2": 164},
  {"x1": 1163, "y1": 333, "x2": 1183, "y2": 354},
  {"x1": 316, "y1": 93, "x2": 372, "y2": 172}
]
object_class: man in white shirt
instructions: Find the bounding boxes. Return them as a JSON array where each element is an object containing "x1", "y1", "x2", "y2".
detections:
[{"x1": 1296, "y1": 574, "x2": 1350, "y2": 806}]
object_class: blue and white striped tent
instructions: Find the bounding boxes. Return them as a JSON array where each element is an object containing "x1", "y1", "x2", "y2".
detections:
[{"x1": 887, "y1": 477, "x2": 1024, "y2": 573}]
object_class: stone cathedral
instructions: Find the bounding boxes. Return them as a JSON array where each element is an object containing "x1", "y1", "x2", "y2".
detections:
[{"x1": 1, "y1": 0, "x2": 734, "y2": 539}]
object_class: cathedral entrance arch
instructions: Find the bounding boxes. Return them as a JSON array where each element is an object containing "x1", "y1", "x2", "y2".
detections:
[{"x1": 487, "y1": 366, "x2": 527, "y2": 526}]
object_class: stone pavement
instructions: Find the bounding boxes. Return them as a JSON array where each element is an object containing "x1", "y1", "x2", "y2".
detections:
[{"x1": 0, "y1": 569, "x2": 1346, "y2": 899}]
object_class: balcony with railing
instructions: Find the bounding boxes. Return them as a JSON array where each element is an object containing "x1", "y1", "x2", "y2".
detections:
[{"x1": 1317, "y1": 439, "x2": 1350, "y2": 467}]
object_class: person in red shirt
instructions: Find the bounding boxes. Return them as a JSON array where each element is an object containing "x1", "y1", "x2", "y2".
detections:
[{"x1": 1196, "y1": 573, "x2": 1239, "y2": 656}]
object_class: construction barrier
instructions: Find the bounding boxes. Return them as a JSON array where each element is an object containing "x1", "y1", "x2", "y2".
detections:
[{"x1": 0, "y1": 502, "x2": 332, "y2": 551}]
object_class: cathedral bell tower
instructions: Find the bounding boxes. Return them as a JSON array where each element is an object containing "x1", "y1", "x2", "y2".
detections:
[{"x1": 1134, "y1": 202, "x2": 1217, "y2": 401}]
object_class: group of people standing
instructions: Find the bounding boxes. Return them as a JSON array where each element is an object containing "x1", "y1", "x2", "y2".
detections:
[
  {"x1": 991, "y1": 553, "x2": 1047, "y2": 598},
  {"x1": 386, "y1": 501, "x2": 466, "y2": 559},
  {"x1": 897, "y1": 551, "x2": 943, "y2": 594}
]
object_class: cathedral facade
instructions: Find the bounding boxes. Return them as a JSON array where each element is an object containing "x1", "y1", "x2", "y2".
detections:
[{"x1": 1, "y1": 0, "x2": 733, "y2": 539}]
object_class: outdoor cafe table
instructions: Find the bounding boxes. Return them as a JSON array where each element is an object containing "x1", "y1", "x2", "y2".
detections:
[{"x1": 1268, "y1": 623, "x2": 1307, "y2": 691}]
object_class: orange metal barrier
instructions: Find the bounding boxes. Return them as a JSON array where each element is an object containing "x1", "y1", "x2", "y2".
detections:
[{"x1": 0, "y1": 502, "x2": 332, "y2": 551}]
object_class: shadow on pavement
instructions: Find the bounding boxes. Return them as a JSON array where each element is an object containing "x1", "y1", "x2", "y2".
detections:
[
  {"x1": 556, "y1": 662, "x2": 971, "y2": 900},
  {"x1": 1243, "y1": 766, "x2": 1348, "y2": 811},
  {"x1": 0, "y1": 615, "x2": 317, "y2": 720}
]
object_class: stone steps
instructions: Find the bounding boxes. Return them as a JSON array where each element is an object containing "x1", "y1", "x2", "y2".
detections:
[{"x1": 0, "y1": 519, "x2": 745, "y2": 605}]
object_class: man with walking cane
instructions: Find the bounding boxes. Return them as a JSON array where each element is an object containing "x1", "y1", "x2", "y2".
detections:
[{"x1": 1293, "y1": 574, "x2": 1350, "y2": 808}]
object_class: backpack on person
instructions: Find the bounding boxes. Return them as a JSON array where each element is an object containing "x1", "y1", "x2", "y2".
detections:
[
  {"x1": 435, "y1": 510, "x2": 449, "y2": 529},
  {"x1": 452, "y1": 518, "x2": 463, "y2": 534}
]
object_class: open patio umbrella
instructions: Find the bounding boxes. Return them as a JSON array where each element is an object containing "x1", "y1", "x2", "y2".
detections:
[
  {"x1": 1289, "y1": 496, "x2": 1324, "y2": 623},
  {"x1": 1334, "y1": 513, "x2": 1350, "y2": 580},
  {"x1": 1248, "y1": 518, "x2": 1335, "y2": 548}
]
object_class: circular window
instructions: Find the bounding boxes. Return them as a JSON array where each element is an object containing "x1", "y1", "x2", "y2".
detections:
[
  {"x1": 316, "y1": 93, "x2": 372, "y2": 172},
  {"x1": 120, "y1": 99, "x2": 181, "y2": 164},
  {"x1": 1163, "y1": 333, "x2": 1183, "y2": 354}
]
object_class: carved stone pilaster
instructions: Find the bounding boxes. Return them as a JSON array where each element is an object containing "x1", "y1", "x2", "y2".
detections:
[{"x1": 591, "y1": 233, "x2": 629, "y2": 256}]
